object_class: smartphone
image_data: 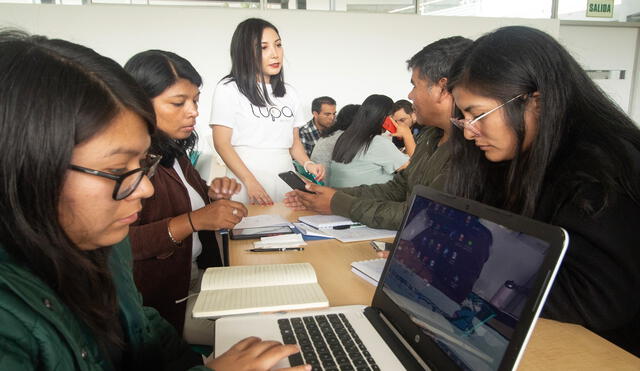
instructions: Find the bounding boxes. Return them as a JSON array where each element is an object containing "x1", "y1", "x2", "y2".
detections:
[
  {"x1": 370, "y1": 240, "x2": 392, "y2": 252},
  {"x1": 382, "y1": 116, "x2": 397, "y2": 134},
  {"x1": 278, "y1": 171, "x2": 314, "y2": 193}
]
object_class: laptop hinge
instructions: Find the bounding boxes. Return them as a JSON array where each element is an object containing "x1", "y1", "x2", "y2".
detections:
[{"x1": 364, "y1": 307, "x2": 431, "y2": 371}]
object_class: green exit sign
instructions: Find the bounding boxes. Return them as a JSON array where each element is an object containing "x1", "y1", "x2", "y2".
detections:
[{"x1": 586, "y1": 0, "x2": 614, "y2": 18}]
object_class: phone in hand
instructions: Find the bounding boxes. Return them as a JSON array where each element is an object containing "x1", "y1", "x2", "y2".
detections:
[
  {"x1": 382, "y1": 116, "x2": 397, "y2": 134},
  {"x1": 278, "y1": 171, "x2": 314, "y2": 193}
]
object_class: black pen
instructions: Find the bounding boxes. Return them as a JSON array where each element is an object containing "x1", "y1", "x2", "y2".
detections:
[
  {"x1": 332, "y1": 223, "x2": 364, "y2": 230},
  {"x1": 247, "y1": 247, "x2": 305, "y2": 252}
]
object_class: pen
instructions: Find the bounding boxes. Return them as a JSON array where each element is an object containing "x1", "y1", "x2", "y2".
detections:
[
  {"x1": 247, "y1": 247, "x2": 305, "y2": 252},
  {"x1": 332, "y1": 224, "x2": 364, "y2": 230}
]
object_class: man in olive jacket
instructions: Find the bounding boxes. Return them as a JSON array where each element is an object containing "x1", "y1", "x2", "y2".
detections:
[{"x1": 285, "y1": 36, "x2": 472, "y2": 230}]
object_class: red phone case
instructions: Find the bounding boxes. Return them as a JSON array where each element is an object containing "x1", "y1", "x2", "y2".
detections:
[{"x1": 382, "y1": 116, "x2": 397, "y2": 133}]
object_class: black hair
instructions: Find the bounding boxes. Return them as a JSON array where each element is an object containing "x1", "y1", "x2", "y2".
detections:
[
  {"x1": 225, "y1": 18, "x2": 286, "y2": 107},
  {"x1": 445, "y1": 25, "x2": 640, "y2": 217},
  {"x1": 332, "y1": 95, "x2": 393, "y2": 163},
  {"x1": 407, "y1": 36, "x2": 474, "y2": 85},
  {"x1": 0, "y1": 30, "x2": 155, "y2": 351},
  {"x1": 124, "y1": 50, "x2": 202, "y2": 167},
  {"x1": 321, "y1": 104, "x2": 360, "y2": 138},
  {"x1": 311, "y1": 96, "x2": 336, "y2": 113},
  {"x1": 392, "y1": 99, "x2": 414, "y2": 115}
]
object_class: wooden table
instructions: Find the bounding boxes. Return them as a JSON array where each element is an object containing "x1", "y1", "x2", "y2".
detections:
[{"x1": 230, "y1": 204, "x2": 640, "y2": 370}]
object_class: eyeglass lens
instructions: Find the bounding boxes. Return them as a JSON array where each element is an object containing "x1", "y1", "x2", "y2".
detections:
[
  {"x1": 116, "y1": 172, "x2": 145, "y2": 200},
  {"x1": 114, "y1": 155, "x2": 160, "y2": 200}
]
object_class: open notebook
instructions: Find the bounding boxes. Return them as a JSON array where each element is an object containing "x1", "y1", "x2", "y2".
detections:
[{"x1": 192, "y1": 263, "x2": 328, "y2": 318}]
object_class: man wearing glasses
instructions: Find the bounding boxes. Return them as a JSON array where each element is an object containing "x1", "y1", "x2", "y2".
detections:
[{"x1": 284, "y1": 36, "x2": 473, "y2": 230}]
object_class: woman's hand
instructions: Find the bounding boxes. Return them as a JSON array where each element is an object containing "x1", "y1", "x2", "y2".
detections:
[
  {"x1": 208, "y1": 177, "x2": 242, "y2": 200},
  {"x1": 390, "y1": 117, "x2": 412, "y2": 139},
  {"x1": 191, "y1": 199, "x2": 248, "y2": 230},
  {"x1": 206, "y1": 337, "x2": 310, "y2": 371},
  {"x1": 305, "y1": 162, "x2": 325, "y2": 182},
  {"x1": 245, "y1": 178, "x2": 274, "y2": 206}
]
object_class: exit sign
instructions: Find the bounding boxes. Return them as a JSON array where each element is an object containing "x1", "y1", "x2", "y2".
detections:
[{"x1": 586, "y1": 0, "x2": 614, "y2": 18}]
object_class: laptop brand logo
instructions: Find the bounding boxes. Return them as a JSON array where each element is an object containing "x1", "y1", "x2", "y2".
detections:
[{"x1": 414, "y1": 334, "x2": 421, "y2": 343}]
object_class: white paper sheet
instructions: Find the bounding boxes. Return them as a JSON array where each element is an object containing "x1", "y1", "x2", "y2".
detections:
[{"x1": 234, "y1": 214, "x2": 291, "y2": 229}]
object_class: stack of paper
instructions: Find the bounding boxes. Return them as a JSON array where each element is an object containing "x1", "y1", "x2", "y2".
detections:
[
  {"x1": 234, "y1": 215, "x2": 290, "y2": 229},
  {"x1": 351, "y1": 258, "x2": 387, "y2": 286},
  {"x1": 253, "y1": 234, "x2": 306, "y2": 248},
  {"x1": 327, "y1": 227, "x2": 396, "y2": 243},
  {"x1": 298, "y1": 215, "x2": 360, "y2": 229},
  {"x1": 298, "y1": 215, "x2": 396, "y2": 243},
  {"x1": 293, "y1": 222, "x2": 332, "y2": 238}
]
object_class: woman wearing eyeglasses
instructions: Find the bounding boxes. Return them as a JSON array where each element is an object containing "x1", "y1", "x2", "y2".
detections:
[
  {"x1": 124, "y1": 50, "x2": 248, "y2": 345},
  {"x1": 0, "y1": 31, "x2": 308, "y2": 371},
  {"x1": 445, "y1": 26, "x2": 640, "y2": 356}
]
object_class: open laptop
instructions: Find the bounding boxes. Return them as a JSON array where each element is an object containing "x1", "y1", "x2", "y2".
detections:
[{"x1": 215, "y1": 185, "x2": 569, "y2": 370}]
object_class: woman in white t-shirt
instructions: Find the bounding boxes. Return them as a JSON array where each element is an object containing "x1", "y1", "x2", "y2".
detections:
[{"x1": 211, "y1": 18, "x2": 325, "y2": 205}]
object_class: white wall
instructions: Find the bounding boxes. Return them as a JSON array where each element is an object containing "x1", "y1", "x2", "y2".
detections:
[
  {"x1": 559, "y1": 25, "x2": 639, "y2": 119},
  {"x1": 1, "y1": 4, "x2": 559, "y2": 179}
]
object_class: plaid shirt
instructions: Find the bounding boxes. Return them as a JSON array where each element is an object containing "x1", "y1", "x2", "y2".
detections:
[{"x1": 299, "y1": 119, "x2": 322, "y2": 156}]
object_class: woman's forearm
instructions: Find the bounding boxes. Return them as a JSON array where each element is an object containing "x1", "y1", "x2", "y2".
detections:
[
  {"x1": 212, "y1": 126, "x2": 256, "y2": 184},
  {"x1": 289, "y1": 128, "x2": 311, "y2": 164}
]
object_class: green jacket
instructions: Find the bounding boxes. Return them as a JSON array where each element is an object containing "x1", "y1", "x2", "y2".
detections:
[
  {"x1": 0, "y1": 238, "x2": 209, "y2": 371},
  {"x1": 331, "y1": 127, "x2": 450, "y2": 230}
]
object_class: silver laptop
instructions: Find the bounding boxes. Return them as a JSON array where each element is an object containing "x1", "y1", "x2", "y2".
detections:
[{"x1": 215, "y1": 185, "x2": 569, "y2": 370}]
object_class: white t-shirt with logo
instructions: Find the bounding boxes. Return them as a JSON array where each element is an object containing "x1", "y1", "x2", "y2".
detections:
[{"x1": 209, "y1": 78, "x2": 306, "y2": 148}]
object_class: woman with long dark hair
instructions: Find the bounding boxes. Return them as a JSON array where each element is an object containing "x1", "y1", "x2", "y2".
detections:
[
  {"x1": 445, "y1": 26, "x2": 640, "y2": 356},
  {"x1": 329, "y1": 95, "x2": 415, "y2": 187},
  {"x1": 211, "y1": 18, "x2": 325, "y2": 205},
  {"x1": 0, "y1": 31, "x2": 307, "y2": 370},
  {"x1": 124, "y1": 50, "x2": 247, "y2": 344},
  {"x1": 310, "y1": 104, "x2": 361, "y2": 184}
]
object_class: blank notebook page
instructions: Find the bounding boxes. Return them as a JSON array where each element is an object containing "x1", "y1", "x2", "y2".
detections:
[
  {"x1": 193, "y1": 283, "x2": 328, "y2": 317},
  {"x1": 200, "y1": 263, "x2": 318, "y2": 290}
]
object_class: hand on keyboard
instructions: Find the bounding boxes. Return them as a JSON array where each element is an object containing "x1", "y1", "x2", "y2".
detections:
[{"x1": 206, "y1": 336, "x2": 311, "y2": 371}]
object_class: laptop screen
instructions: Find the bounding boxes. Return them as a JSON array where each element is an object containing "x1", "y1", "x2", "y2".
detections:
[{"x1": 381, "y1": 193, "x2": 551, "y2": 371}]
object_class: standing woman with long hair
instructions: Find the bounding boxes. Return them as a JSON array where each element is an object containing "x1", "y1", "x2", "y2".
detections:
[
  {"x1": 329, "y1": 94, "x2": 415, "y2": 188},
  {"x1": 211, "y1": 18, "x2": 325, "y2": 205},
  {"x1": 0, "y1": 30, "x2": 307, "y2": 371},
  {"x1": 445, "y1": 26, "x2": 640, "y2": 356},
  {"x1": 124, "y1": 50, "x2": 247, "y2": 345}
]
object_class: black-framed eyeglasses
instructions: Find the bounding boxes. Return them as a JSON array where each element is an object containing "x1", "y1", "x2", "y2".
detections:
[{"x1": 69, "y1": 154, "x2": 162, "y2": 200}]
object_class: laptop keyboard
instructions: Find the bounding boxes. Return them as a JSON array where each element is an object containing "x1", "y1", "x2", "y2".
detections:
[{"x1": 278, "y1": 313, "x2": 380, "y2": 371}]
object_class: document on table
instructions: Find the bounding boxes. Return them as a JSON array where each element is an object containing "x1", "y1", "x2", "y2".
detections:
[
  {"x1": 326, "y1": 227, "x2": 396, "y2": 243},
  {"x1": 234, "y1": 214, "x2": 291, "y2": 229}
]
